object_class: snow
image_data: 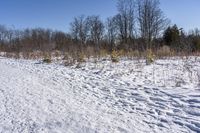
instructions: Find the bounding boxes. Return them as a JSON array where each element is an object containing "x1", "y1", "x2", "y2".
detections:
[{"x1": 0, "y1": 56, "x2": 200, "y2": 133}]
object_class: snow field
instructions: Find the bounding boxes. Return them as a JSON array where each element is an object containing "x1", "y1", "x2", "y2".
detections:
[{"x1": 0, "y1": 57, "x2": 200, "y2": 133}]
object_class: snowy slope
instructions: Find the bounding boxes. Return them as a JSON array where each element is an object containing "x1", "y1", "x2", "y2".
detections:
[{"x1": 0, "y1": 57, "x2": 200, "y2": 133}]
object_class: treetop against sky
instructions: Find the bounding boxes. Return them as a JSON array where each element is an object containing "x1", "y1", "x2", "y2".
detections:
[{"x1": 0, "y1": 0, "x2": 200, "y2": 31}]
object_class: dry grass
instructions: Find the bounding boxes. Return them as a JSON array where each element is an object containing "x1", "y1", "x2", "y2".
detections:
[
  {"x1": 1, "y1": 48, "x2": 200, "y2": 66},
  {"x1": 156, "y1": 45, "x2": 173, "y2": 58}
]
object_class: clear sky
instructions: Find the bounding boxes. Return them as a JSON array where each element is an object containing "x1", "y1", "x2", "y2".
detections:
[{"x1": 0, "y1": 0, "x2": 200, "y2": 32}]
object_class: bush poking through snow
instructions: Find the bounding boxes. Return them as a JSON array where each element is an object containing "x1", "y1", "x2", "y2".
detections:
[
  {"x1": 63, "y1": 53, "x2": 76, "y2": 66},
  {"x1": 75, "y1": 62, "x2": 84, "y2": 68},
  {"x1": 43, "y1": 53, "x2": 52, "y2": 63},
  {"x1": 64, "y1": 59, "x2": 76, "y2": 66},
  {"x1": 77, "y1": 53, "x2": 86, "y2": 63},
  {"x1": 146, "y1": 49, "x2": 155, "y2": 65},
  {"x1": 111, "y1": 50, "x2": 119, "y2": 63},
  {"x1": 43, "y1": 58, "x2": 51, "y2": 63}
]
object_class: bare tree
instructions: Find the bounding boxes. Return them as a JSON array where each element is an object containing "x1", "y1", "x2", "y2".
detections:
[
  {"x1": 52, "y1": 31, "x2": 67, "y2": 50},
  {"x1": 116, "y1": 0, "x2": 136, "y2": 44},
  {"x1": 0, "y1": 25, "x2": 7, "y2": 44},
  {"x1": 137, "y1": 0, "x2": 169, "y2": 49},
  {"x1": 106, "y1": 17, "x2": 118, "y2": 51},
  {"x1": 87, "y1": 15, "x2": 104, "y2": 52},
  {"x1": 189, "y1": 28, "x2": 200, "y2": 37},
  {"x1": 70, "y1": 15, "x2": 89, "y2": 48}
]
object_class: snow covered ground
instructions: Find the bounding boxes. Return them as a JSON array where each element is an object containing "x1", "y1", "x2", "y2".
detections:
[{"x1": 0, "y1": 56, "x2": 200, "y2": 133}]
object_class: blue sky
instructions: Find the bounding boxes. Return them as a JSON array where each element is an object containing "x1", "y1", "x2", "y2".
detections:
[
  {"x1": 0, "y1": 0, "x2": 200, "y2": 32},
  {"x1": 160, "y1": 0, "x2": 200, "y2": 31}
]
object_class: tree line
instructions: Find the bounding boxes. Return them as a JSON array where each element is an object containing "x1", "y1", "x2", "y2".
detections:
[{"x1": 0, "y1": 0, "x2": 200, "y2": 57}]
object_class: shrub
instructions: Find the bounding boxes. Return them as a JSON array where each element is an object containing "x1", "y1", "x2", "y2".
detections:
[
  {"x1": 54, "y1": 50, "x2": 61, "y2": 57},
  {"x1": 118, "y1": 49, "x2": 126, "y2": 57},
  {"x1": 63, "y1": 52, "x2": 70, "y2": 60},
  {"x1": 64, "y1": 59, "x2": 75, "y2": 66},
  {"x1": 28, "y1": 51, "x2": 43, "y2": 59},
  {"x1": 43, "y1": 58, "x2": 51, "y2": 63},
  {"x1": 77, "y1": 53, "x2": 86, "y2": 63},
  {"x1": 13, "y1": 52, "x2": 20, "y2": 59},
  {"x1": 146, "y1": 49, "x2": 155, "y2": 65},
  {"x1": 43, "y1": 53, "x2": 52, "y2": 63},
  {"x1": 75, "y1": 62, "x2": 85, "y2": 68},
  {"x1": 111, "y1": 50, "x2": 119, "y2": 63}
]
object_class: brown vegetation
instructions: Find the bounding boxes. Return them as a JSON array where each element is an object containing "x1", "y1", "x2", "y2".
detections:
[{"x1": 0, "y1": 0, "x2": 199, "y2": 63}]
